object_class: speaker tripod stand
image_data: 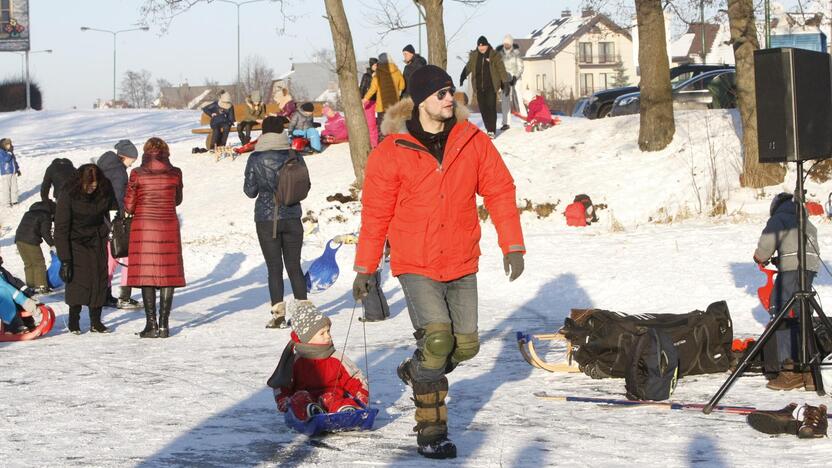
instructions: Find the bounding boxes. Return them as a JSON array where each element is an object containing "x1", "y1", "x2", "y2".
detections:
[{"x1": 704, "y1": 160, "x2": 832, "y2": 414}]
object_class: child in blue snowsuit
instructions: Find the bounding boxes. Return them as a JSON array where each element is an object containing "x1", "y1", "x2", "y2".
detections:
[
  {"x1": 0, "y1": 259, "x2": 38, "y2": 334},
  {"x1": 0, "y1": 137, "x2": 20, "y2": 206},
  {"x1": 288, "y1": 102, "x2": 322, "y2": 152},
  {"x1": 202, "y1": 92, "x2": 236, "y2": 149}
]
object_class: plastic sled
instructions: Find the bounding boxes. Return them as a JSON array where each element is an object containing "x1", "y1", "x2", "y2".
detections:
[
  {"x1": 47, "y1": 251, "x2": 63, "y2": 289},
  {"x1": 305, "y1": 239, "x2": 342, "y2": 294},
  {"x1": 235, "y1": 139, "x2": 258, "y2": 154},
  {"x1": 285, "y1": 403, "x2": 379, "y2": 436},
  {"x1": 291, "y1": 136, "x2": 310, "y2": 152},
  {"x1": 757, "y1": 263, "x2": 776, "y2": 311},
  {"x1": 0, "y1": 304, "x2": 56, "y2": 342}
]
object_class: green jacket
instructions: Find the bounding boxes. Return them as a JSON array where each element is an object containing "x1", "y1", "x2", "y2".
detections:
[
  {"x1": 461, "y1": 47, "x2": 508, "y2": 94},
  {"x1": 240, "y1": 98, "x2": 267, "y2": 123}
]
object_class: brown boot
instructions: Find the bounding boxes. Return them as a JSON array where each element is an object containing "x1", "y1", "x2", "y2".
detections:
[
  {"x1": 766, "y1": 371, "x2": 807, "y2": 391},
  {"x1": 412, "y1": 377, "x2": 456, "y2": 459},
  {"x1": 747, "y1": 403, "x2": 800, "y2": 435},
  {"x1": 798, "y1": 404, "x2": 828, "y2": 439}
]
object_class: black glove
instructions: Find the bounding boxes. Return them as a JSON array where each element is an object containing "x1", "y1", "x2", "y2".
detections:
[
  {"x1": 753, "y1": 255, "x2": 770, "y2": 266},
  {"x1": 59, "y1": 262, "x2": 73, "y2": 283},
  {"x1": 16, "y1": 171, "x2": 21, "y2": 177},
  {"x1": 503, "y1": 252, "x2": 524, "y2": 282},
  {"x1": 352, "y1": 273, "x2": 373, "y2": 300}
]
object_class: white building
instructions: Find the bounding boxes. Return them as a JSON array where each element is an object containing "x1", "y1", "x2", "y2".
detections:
[{"x1": 520, "y1": 9, "x2": 635, "y2": 99}]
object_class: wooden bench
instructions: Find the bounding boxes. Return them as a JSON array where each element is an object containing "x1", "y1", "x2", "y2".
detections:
[{"x1": 191, "y1": 102, "x2": 327, "y2": 147}]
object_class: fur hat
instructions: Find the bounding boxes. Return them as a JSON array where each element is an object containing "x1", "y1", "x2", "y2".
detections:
[
  {"x1": 114, "y1": 139, "x2": 138, "y2": 159},
  {"x1": 219, "y1": 91, "x2": 232, "y2": 109},
  {"x1": 300, "y1": 102, "x2": 314, "y2": 113},
  {"x1": 408, "y1": 65, "x2": 454, "y2": 108},
  {"x1": 402, "y1": 44, "x2": 416, "y2": 55},
  {"x1": 250, "y1": 90, "x2": 261, "y2": 103},
  {"x1": 261, "y1": 115, "x2": 287, "y2": 134},
  {"x1": 477, "y1": 35, "x2": 490, "y2": 47},
  {"x1": 290, "y1": 301, "x2": 331, "y2": 343},
  {"x1": 503, "y1": 34, "x2": 514, "y2": 47}
]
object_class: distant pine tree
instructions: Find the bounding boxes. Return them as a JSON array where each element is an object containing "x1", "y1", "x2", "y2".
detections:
[{"x1": 612, "y1": 63, "x2": 630, "y2": 88}]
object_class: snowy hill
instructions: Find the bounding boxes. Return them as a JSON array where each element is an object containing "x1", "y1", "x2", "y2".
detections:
[{"x1": 2, "y1": 109, "x2": 832, "y2": 466}]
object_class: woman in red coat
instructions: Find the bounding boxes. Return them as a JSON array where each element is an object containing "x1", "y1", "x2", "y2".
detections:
[{"x1": 124, "y1": 137, "x2": 185, "y2": 338}]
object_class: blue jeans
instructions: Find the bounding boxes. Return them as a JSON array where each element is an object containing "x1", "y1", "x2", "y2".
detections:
[
  {"x1": 764, "y1": 269, "x2": 816, "y2": 372},
  {"x1": 292, "y1": 128, "x2": 322, "y2": 152}
]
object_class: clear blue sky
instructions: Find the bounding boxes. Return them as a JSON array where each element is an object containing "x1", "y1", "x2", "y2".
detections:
[
  {"x1": 0, "y1": 0, "x2": 588, "y2": 109},
  {"x1": 0, "y1": 0, "x2": 805, "y2": 109}
]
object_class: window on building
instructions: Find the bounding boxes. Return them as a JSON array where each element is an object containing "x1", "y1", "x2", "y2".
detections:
[
  {"x1": 536, "y1": 74, "x2": 541, "y2": 91},
  {"x1": 581, "y1": 73, "x2": 594, "y2": 96},
  {"x1": 579, "y1": 42, "x2": 593, "y2": 63},
  {"x1": 599, "y1": 42, "x2": 616, "y2": 63},
  {"x1": 1, "y1": 0, "x2": 11, "y2": 28},
  {"x1": 599, "y1": 73, "x2": 610, "y2": 90},
  {"x1": 542, "y1": 74, "x2": 547, "y2": 91}
]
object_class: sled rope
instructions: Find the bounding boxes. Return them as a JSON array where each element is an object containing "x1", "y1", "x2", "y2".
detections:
[{"x1": 337, "y1": 301, "x2": 372, "y2": 408}]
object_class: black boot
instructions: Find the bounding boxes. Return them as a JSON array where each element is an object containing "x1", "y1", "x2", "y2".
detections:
[
  {"x1": 89, "y1": 307, "x2": 110, "y2": 333},
  {"x1": 105, "y1": 287, "x2": 118, "y2": 308},
  {"x1": 158, "y1": 287, "x2": 174, "y2": 338},
  {"x1": 139, "y1": 287, "x2": 158, "y2": 338},
  {"x1": 68, "y1": 306, "x2": 81, "y2": 335}
]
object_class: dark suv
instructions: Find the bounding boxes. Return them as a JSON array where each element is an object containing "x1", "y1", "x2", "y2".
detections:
[{"x1": 583, "y1": 63, "x2": 736, "y2": 119}]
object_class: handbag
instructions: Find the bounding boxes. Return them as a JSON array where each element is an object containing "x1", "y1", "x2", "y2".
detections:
[{"x1": 109, "y1": 214, "x2": 132, "y2": 258}]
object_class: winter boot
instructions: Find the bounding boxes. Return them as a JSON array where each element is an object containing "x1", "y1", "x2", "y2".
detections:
[
  {"x1": 89, "y1": 308, "x2": 110, "y2": 333},
  {"x1": 158, "y1": 287, "x2": 174, "y2": 338},
  {"x1": 138, "y1": 297, "x2": 159, "y2": 339},
  {"x1": 766, "y1": 370, "x2": 808, "y2": 391},
  {"x1": 104, "y1": 287, "x2": 119, "y2": 308},
  {"x1": 117, "y1": 287, "x2": 142, "y2": 309},
  {"x1": 266, "y1": 302, "x2": 287, "y2": 329},
  {"x1": 68, "y1": 307, "x2": 81, "y2": 335},
  {"x1": 798, "y1": 404, "x2": 828, "y2": 439},
  {"x1": 747, "y1": 403, "x2": 800, "y2": 435},
  {"x1": 412, "y1": 377, "x2": 456, "y2": 459}
]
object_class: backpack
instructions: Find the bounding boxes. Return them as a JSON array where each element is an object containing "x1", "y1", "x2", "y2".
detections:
[
  {"x1": 272, "y1": 150, "x2": 311, "y2": 237},
  {"x1": 561, "y1": 301, "x2": 733, "y2": 379},
  {"x1": 565, "y1": 194, "x2": 597, "y2": 226},
  {"x1": 624, "y1": 328, "x2": 679, "y2": 401}
]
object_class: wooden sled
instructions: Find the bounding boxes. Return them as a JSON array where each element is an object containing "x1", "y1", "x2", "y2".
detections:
[
  {"x1": 212, "y1": 146, "x2": 238, "y2": 162},
  {"x1": 516, "y1": 308, "x2": 595, "y2": 373}
]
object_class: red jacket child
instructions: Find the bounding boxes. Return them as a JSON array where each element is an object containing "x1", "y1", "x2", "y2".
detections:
[{"x1": 267, "y1": 301, "x2": 369, "y2": 420}]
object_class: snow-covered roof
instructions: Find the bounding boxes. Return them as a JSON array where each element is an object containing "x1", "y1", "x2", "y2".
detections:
[
  {"x1": 670, "y1": 23, "x2": 734, "y2": 65},
  {"x1": 524, "y1": 13, "x2": 631, "y2": 59}
]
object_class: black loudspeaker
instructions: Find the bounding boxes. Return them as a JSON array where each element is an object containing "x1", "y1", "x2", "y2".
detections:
[{"x1": 755, "y1": 48, "x2": 832, "y2": 163}]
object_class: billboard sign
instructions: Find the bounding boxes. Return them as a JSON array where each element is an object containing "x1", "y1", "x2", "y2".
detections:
[{"x1": 0, "y1": 0, "x2": 29, "y2": 52}]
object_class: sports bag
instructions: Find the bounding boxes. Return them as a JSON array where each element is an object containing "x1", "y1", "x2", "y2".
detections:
[
  {"x1": 109, "y1": 214, "x2": 132, "y2": 258},
  {"x1": 624, "y1": 328, "x2": 679, "y2": 401},
  {"x1": 561, "y1": 301, "x2": 733, "y2": 379}
]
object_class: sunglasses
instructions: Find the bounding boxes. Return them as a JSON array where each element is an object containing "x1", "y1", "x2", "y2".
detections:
[{"x1": 435, "y1": 86, "x2": 456, "y2": 100}]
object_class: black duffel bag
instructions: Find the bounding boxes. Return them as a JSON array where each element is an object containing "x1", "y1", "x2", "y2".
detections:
[
  {"x1": 561, "y1": 301, "x2": 733, "y2": 379},
  {"x1": 109, "y1": 214, "x2": 132, "y2": 258}
]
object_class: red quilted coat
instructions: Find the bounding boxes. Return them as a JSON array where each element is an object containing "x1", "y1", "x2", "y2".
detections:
[
  {"x1": 354, "y1": 98, "x2": 525, "y2": 281},
  {"x1": 124, "y1": 151, "x2": 185, "y2": 287}
]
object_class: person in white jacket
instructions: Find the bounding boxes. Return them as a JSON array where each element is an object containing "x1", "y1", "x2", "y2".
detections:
[{"x1": 497, "y1": 35, "x2": 524, "y2": 130}]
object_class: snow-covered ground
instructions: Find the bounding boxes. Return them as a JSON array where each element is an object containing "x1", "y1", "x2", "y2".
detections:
[{"x1": 2, "y1": 108, "x2": 832, "y2": 467}]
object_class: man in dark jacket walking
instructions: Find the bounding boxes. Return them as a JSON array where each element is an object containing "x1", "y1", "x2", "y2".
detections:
[
  {"x1": 402, "y1": 44, "x2": 427, "y2": 97},
  {"x1": 40, "y1": 158, "x2": 77, "y2": 201},
  {"x1": 97, "y1": 139, "x2": 141, "y2": 310},
  {"x1": 244, "y1": 116, "x2": 308, "y2": 329},
  {"x1": 14, "y1": 200, "x2": 55, "y2": 293},
  {"x1": 460, "y1": 36, "x2": 508, "y2": 138}
]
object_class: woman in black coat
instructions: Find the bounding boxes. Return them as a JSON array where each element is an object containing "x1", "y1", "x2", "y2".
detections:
[{"x1": 54, "y1": 164, "x2": 117, "y2": 334}]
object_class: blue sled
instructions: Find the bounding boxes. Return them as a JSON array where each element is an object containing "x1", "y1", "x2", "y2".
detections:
[
  {"x1": 285, "y1": 405, "x2": 379, "y2": 436},
  {"x1": 304, "y1": 239, "x2": 342, "y2": 294},
  {"x1": 47, "y1": 251, "x2": 63, "y2": 289}
]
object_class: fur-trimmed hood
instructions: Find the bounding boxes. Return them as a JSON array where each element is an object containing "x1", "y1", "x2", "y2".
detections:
[{"x1": 380, "y1": 96, "x2": 471, "y2": 136}]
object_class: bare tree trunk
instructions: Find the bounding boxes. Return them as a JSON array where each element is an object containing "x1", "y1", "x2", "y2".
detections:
[
  {"x1": 324, "y1": 0, "x2": 372, "y2": 186},
  {"x1": 416, "y1": 0, "x2": 447, "y2": 69},
  {"x1": 635, "y1": 0, "x2": 674, "y2": 151},
  {"x1": 728, "y1": 0, "x2": 785, "y2": 187}
]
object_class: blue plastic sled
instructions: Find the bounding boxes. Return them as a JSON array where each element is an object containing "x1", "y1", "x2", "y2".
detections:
[
  {"x1": 47, "y1": 251, "x2": 63, "y2": 289},
  {"x1": 285, "y1": 404, "x2": 379, "y2": 436},
  {"x1": 304, "y1": 239, "x2": 342, "y2": 294}
]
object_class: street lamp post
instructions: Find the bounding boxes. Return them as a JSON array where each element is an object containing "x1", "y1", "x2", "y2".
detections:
[
  {"x1": 80, "y1": 26, "x2": 149, "y2": 104},
  {"x1": 216, "y1": 0, "x2": 266, "y2": 97},
  {"x1": 20, "y1": 49, "x2": 52, "y2": 110}
]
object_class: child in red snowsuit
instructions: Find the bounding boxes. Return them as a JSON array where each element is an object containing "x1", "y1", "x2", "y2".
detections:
[
  {"x1": 522, "y1": 95, "x2": 559, "y2": 131},
  {"x1": 267, "y1": 301, "x2": 369, "y2": 420}
]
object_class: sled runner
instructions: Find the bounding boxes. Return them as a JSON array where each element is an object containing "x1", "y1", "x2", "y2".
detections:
[
  {"x1": 0, "y1": 304, "x2": 56, "y2": 342},
  {"x1": 516, "y1": 331, "x2": 580, "y2": 373},
  {"x1": 285, "y1": 400, "x2": 379, "y2": 436}
]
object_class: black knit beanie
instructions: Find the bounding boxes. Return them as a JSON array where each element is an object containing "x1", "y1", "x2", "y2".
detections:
[
  {"x1": 403, "y1": 44, "x2": 415, "y2": 54},
  {"x1": 477, "y1": 35, "x2": 489, "y2": 47},
  {"x1": 261, "y1": 116, "x2": 287, "y2": 134},
  {"x1": 300, "y1": 102, "x2": 314, "y2": 113},
  {"x1": 369, "y1": 57, "x2": 378, "y2": 66},
  {"x1": 408, "y1": 65, "x2": 454, "y2": 108}
]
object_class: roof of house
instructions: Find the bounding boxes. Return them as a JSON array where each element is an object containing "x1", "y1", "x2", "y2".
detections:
[
  {"x1": 276, "y1": 62, "x2": 338, "y2": 102},
  {"x1": 524, "y1": 13, "x2": 631, "y2": 60},
  {"x1": 158, "y1": 84, "x2": 234, "y2": 109},
  {"x1": 670, "y1": 22, "x2": 734, "y2": 65}
]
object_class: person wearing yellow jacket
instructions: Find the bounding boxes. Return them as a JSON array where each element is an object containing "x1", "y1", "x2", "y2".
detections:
[{"x1": 362, "y1": 52, "x2": 405, "y2": 136}]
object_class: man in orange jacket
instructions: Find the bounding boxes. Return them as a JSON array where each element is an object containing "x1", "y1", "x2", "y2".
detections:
[{"x1": 352, "y1": 65, "x2": 525, "y2": 459}]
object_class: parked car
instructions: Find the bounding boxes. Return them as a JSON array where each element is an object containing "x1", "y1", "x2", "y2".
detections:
[
  {"x1": 572, "y1": 97, "x2": 589, "y2": 117},
  {"x1": 583, "y1": 63, "x2": 735, "y2": 119},
  {"x1": 609, "y1": 69, "x2": 736, "y2": 117}
]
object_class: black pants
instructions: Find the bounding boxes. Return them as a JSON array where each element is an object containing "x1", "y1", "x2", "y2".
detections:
[
  {"x1": 477, "y1": 89, "x2": 497, "y2": 133},
  {"x1": 237, "y1": 121, "x2": 256, "y2": 145},
  {"x1": 211, "y1": 125, "x2": 231, "y2": 148},
  {"x1": 256, "y1": 219, "x2": 307, "y2": 304}
]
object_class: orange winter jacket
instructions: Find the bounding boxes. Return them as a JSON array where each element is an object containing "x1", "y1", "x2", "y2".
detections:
[{"x1": 354, "y1": 98, "x2": 525, "y2": 282}]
